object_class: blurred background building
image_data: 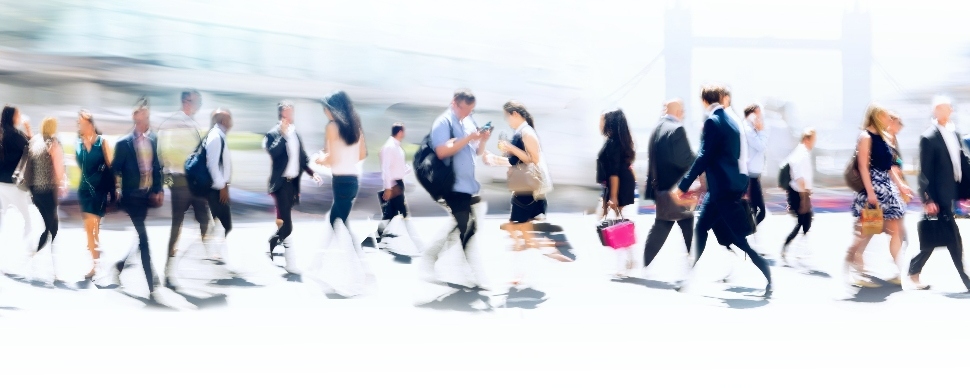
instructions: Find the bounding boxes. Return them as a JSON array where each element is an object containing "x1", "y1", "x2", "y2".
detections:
[{"x1": 2, "y1": 0, "x2": 969, "y2": 218}]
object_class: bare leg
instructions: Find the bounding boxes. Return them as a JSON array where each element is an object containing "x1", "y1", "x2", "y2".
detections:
[{"x1": 82, "y1": 213, "x2": 101, "y2": 278}]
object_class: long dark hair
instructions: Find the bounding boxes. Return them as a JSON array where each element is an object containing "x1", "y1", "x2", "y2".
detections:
[
  {"x1": 321, "y1": 91, "x2": 362, "y2": 145},
  {"x1": 1, "y1": 105, "x2": 18, "y2": 160},
  {"x1": 503, "y1": 100, "x2": 535, "y2": 129},
  {"x1": 603, "y1": 109, "x2": 635, "y2": 165}
]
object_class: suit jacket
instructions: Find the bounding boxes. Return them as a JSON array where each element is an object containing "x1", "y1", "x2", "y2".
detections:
[
  {"x1": 646, "y1": 116, "x2": 695, "y2": 199},
  {"x1": 264, "y1": 125, "x2": 314, "y2": 195},
  {"x1": 113, "y1": 130, "x2": 163, "y2": 197},
  {"x1": 678, "y1": 107, "x2": 748, "y2": 197},
  {"x1": 919, "y1": 126, "x2": 970, "y2": 213}
]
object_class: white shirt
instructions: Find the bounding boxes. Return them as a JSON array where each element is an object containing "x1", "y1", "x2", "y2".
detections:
[
  {"x1": 935, "y1": 119, "x2": 962, "y2": 182},
  {"x1": 205, "y1": 125, "x2": 232, "y2": 189},
  {"x1": 744, "y1": 118, "x2": 769, "y2": 175},
  {"x1": 156, "y1": 110, "x2": 202, "y2": 175},
  {"x1": 380, "y1": 136, "x2": 409, "y2": 189},
  {"x1": 788, "y1": 143, "x2": 813, "y2": 192},
  {"x1": 282, "y1": 125, "x2": 300, "y2": 178}
]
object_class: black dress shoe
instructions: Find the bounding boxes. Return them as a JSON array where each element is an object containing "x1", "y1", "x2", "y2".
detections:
[{"x1": 269, "y1": 237, "x2": 280, "y2": 258}]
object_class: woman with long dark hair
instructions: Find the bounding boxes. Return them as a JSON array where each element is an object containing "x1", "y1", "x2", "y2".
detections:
[
  {"x1": 486, "y1": 101, "x2": 557, "y2": 286},
  {"x1": 0, "y1": 105, "x2": 35, "y2": 262},
  {"x1": 75, "y1": 109, "x2": 114, "y2": 285},
  {"x1": 597, "y1": 109, "x2": 637, "y2": 277},
  {"x1": 311, "y1": 90, "x2": 368, "y2": 297}
]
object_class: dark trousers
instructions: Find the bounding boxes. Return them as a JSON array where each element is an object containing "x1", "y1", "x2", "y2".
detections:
[
  {"x1": 909, "y1": 212, "x2": 970, "y2": 288},
  {"x1": 695, "y1": 192, "x2": 772, "y2": 286},
  {"x1": 168, "y1": 178, "x2": 209, "y2": 257},
  {"x1": 443, "y1": 192, "x2": 477, "y2": 250},
  {"x1": 784, "y1": 188, "x2": 813, "y2": 246},
  {"x1": 643, "y1": 217, "x2": 693, "y2": 267},
  {"x1": 207, "y1": 188, "x2": 232, "y2": 236},
  {"x1": 271, "y1": 178, "x2": 298, "y2": 244},
  {"x1": 748, "y1": 176, "x2": 766, "y2": 224},
  {"x1": 330, "y1": 176, "x2": 359, "y2": 227},
  {"x1": 122, "y1": 194, "x2": 154, "y2": 292},
  {"x1": 378, "y1": 180, "x2": 408, "y2": 236},
  {"x1": 31, "y1": 190, "x2": 58, "y2": 252}
]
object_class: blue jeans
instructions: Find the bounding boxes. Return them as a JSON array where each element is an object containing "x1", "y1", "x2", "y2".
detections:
[{"x1": 330, "y1": 176, "x2": 359, "y2": 227}]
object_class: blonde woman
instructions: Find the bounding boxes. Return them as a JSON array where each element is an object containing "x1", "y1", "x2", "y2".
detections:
[
  {"x1": 75, "y1": 110, "x2": 113, "y2": 285},
  {"x1": 844, "y1": 104, "x2": 913, "y2": 287},
  {"x1": 24, "y1": 118, "x2": 68, "y2": 284}
]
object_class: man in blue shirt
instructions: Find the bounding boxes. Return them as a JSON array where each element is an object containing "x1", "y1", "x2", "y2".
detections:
[{"x1": 420, "y1": 89, "x2": 491, "y2": 288}]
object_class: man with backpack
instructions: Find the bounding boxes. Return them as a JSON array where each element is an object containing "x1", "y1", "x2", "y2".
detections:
[
  {"x1": 204, "y1": 109, "x2": 233, "y2": 264},
  {"x1": 780, "y1": 128, "x2": 816, "y2": 265},
  {"x1": 417, "y1": 89, "x2": 491, "y2": 288}
]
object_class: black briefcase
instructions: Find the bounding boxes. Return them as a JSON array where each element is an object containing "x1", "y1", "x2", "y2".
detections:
[
  {"x1": 738, "y1": 199, "x2": 757, "y2": 236},
  {"x1": 917, "y1": 215, "x2": 956, "y2": 250}
]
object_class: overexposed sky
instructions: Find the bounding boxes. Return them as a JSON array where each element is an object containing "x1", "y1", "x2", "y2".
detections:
[{"x1": 117, "y1": 0, "x2": 970, "y2": 129}]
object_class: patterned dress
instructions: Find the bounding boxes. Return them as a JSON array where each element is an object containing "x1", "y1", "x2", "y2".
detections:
[{"x1": 851, "y1": 131, "x2": 905, "y2": 220}]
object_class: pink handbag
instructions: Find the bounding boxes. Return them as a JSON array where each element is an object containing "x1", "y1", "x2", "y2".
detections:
[{"x1": 597, "y1": 218, "x2": 636, "y2": 249}]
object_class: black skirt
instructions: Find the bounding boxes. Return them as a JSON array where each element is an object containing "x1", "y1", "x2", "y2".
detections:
[{"x1": 510, "y1": 194, "x2": 547, "y2": 223}]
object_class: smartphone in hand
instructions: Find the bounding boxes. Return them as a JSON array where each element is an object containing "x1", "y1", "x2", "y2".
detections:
[{"x1": 478, "y1": 121, "x2": 492, "y2": 133}]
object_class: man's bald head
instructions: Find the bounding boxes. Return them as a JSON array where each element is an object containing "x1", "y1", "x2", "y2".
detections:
[
  {"x1": 211, "y1": 108, "x2": 233, "y2": 132},
  {"x1": 664, "y1": 98, "x2": 684, "y2": 121}
]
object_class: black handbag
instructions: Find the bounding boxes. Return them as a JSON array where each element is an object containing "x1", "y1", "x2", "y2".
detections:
[
  {"x1": 917, "y1": 214, "x2": 956, "y2": 250},
  {"x1": 738, "y1": 199, "x2": 757, "y2": 236}
]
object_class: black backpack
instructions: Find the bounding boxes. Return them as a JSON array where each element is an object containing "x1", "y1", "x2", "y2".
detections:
[
  {"x1": 778, "y1": 163, "x2": 791, "y2": 190},
  {"x1": 413, "y1": 120, "x2": 457, "y2": 202},
  {"x1": 185, "y1": 131, "x2": 224, "y2": 197}
]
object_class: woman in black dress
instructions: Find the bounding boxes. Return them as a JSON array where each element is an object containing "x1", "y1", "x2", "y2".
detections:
[
  {"x1": 597, "y1": 109, "x2": 637, "y2": 277},
  {"x1": 493, "y1": 101, "x2": 555, "y2": 286}
]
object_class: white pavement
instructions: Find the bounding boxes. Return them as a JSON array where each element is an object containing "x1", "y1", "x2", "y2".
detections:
[{"x1": 1, "y1": 210, "x2": 969, "y2": 385}]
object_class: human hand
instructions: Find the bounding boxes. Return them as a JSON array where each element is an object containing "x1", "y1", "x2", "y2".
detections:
[
  {"x1": 866, "y1": 192, "x2": 878, "y2": 207},
  {"x1": 312, "y1": 173, "x2": 323, "y2": 185},
  {"x1": 383, "y1": 189, "x2": 393, "y2": 201},
  {"x1": 219, "y1": 186, "x2": 229, "y2": 204},
  {"x1": 925, "y1": 201, "x2": 939, "y2": 216},
  {"x1": 280, "y1": 118, "x2": 290, "y2": 133}
]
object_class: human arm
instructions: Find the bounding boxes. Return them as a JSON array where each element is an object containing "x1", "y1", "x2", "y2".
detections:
[
  {"x1": 676, "y1": 118, "x2": 718, "y2": 193},
  {"x1": 918, "y1": 136, "x2": 938, "y2": 215},
  {"x1": 359, "y1": 133, "x2": 367, "y2": 161},
  {"x1": 856, "y1": 134, "x2": 878, "y2": 206},
  {"x1": 432, "y1": 117, "x2": 482, "y2": 159},
  {"x1": 315, "y1": 122, "x2": 338, "y2": 166},
  {"x1": 670, "y1": 126, "x2": 696, "y2": 173},
  {"x1": 498, "y1": 130, "x2": 541, "y2": 165},
  {"x1": 206, "y1": 134, "x2": 228, "y2": 190}
]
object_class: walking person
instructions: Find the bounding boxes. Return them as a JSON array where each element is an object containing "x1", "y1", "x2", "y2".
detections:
[
  {"x1": 419, "y1": 89, "x2": 492, "y2": 289},
  {"x1": 75, "y1": 109, "x2": 114, "y2": 286},
  {"x1": 843, "y1": 103, "x2": 913, "y2": 287},
  {"x1": 309, "y1": 91, "x2": 369, "y2": 297},
  {"x1": 24, "y1": 117, "x2": 68, "y2": 285},
  {"x1": 642, "y1": 99, "x2": 695, "y2": 273},
  {"x1": 743, "y1": 104, "x2": 769, "y2": 252},
  {"x1": 204, "y1": 108, "x2": 234, "y2": 268},
  {"x1": 484, "y1": 101, "x2": 554, "y2": 286},
  {"x1": 596, "y1": 108, "x2": 638, "y2": 278},
  {"x1": 780, "y1": 128, "x2": 816, "y2": 265},
  {"x1": 157, "y1": 89, "x2": 210, "y2": 281},
  {"x1": 264, "y1": 100, "x2": 321, "y2": 279},
  {"x1": 907, "y1": 96, "x2": 970, "y2": 291},
  {"x1": 108, "y1": 98, "x2": 164, "y2": 299},
  {"x1": 671, "y1": 85, "x2": 773, "y2": 298},
  {"x1": 375, "y1": 122, "x2": 424, "y2": 253},
  {"x1": 0, "y1": 105, "x2": 35, "y2": 259}
]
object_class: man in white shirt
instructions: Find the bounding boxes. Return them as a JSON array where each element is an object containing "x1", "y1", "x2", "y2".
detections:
[
  {"x1": 263, "y1": 101, "x2": 320, "y2": 278},
  {"x1": 375, "y1": 123, "x2": 424, "y2": 253},
  {"x1": 908, "y1": 96, "x2": 970, "y2": 291},
  {"x1": 205, "y1": 108, "x2": 233, "y2": 262},
  {"x1": 743, "y1": 104, "x2": 769, "y2": 225},
  {"x1": 156, "y1": 89, "x2": 211, "y2": 270},
  {"x1": 781, "y1": 128, "x2": 816, "y2": 264}
]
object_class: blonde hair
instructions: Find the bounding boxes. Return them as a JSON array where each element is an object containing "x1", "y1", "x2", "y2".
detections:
[
  {"x1": 861, "y1": 103, "x2": 890, "y2": 138},
  {"x1": 41, "y1": 117, "x2": 57, "y2": 138}
]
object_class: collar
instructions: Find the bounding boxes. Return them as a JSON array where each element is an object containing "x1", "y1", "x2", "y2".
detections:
[
  {"x1": 212, "y1": 125, "x2": 227, "y2": 136},
  {"x1": 515, "y1": 121, "x2": 530, "y2": 132},
  {"x1": 935, "y1": 119, "x2": 955, "y2": 133},
  {"x1": 707, "y1": 103, "x2": 723, "y2": 114},
  {"x1": 133, "y1": 129, "x2": 150, "y2": 139},
  {"x1": 389, "y1": 136, "x2": 401, "y2": 146},
  {"x1": 662, "y1": 114, "x2": 681, "y2": 124}
]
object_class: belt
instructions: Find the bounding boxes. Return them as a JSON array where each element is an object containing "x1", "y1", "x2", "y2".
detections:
[{"x1": 284, "y1": 176, "x2": 297, "y2": 182}]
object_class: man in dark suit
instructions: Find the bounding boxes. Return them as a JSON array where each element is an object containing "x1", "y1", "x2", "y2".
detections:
[
  {"x1": 909, "y1": 96, "x2": 970, "y2": 291},
  {"x1": 110, "y1": 98, "x2": 164, "y2": 297},
  {"x1": 643, "y1": 99, "x2": 696, "y2": 269},
  {"x1": 264, "y1": 101, "x2": 320, "y2": 279},
  {"x1": 671, "y1": 85, "x2": 772, "y2": 297}
]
